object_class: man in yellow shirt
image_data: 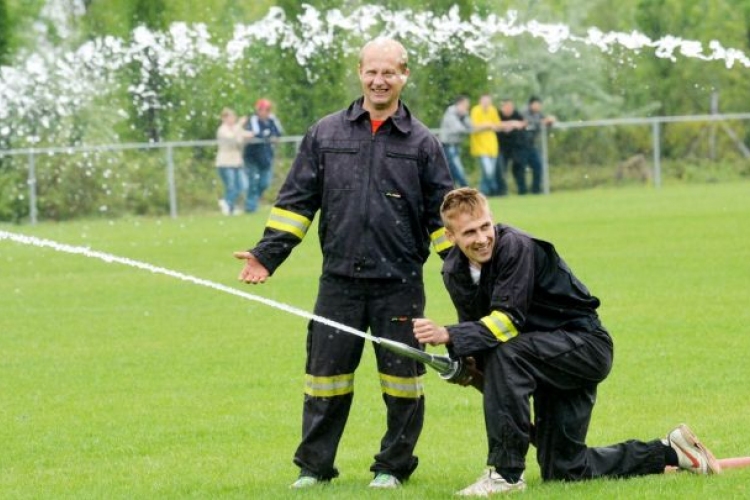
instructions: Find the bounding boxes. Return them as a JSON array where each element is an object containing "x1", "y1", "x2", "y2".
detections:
[{"x1": 469, "y1": 94, "x2": 503, "y2": 196}]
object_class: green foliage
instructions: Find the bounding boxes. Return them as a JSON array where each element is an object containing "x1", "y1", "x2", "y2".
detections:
[
  {"x1": 1, "y1": 183, "x2": 749, "y2": 497},
  {"x1": 131, "y1": 0, "x2": 167, "y2": 29},
  {"x1": 3, "y1": 0, "x2": 750, "y2": 221},
  {"x1": 0, "y1": 160, "x2": 27, "y2": 223},
  {"x1": 0, "y1": 0, "x2": 9, "y2": 65}
]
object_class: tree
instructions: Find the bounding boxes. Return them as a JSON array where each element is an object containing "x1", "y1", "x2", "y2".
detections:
[
  {"x1": 255, "y1": 0, "x2": 351, "y2": 134},
  {"x1": 0, "y1": 0, "x2": 9, "y2": 66},
  {"x1": 128, "y1": 0, "x2": 169, "y2": 142},
  {"x1": 401, "y1": 0, "x2": 491, "y2": 127}
]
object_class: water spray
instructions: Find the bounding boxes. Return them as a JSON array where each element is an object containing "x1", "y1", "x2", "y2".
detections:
[{"x1": 0, "y1": 229, "x2": 467, "y2": 382}]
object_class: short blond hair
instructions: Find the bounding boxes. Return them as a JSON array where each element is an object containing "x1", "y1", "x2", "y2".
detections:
[{"x1": 440, "y1": 187, "x2": 490, "y2": 229}]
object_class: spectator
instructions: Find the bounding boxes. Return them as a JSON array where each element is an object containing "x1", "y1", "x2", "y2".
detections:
[
  {"x1": 215, "y1": 108, "x2": 251, "y2": 215},
  {"x1": 242, "y1": 98, "x2": 284, "y2": 213},
  {"x1": 439, "y1": 95, "x2": 472, "y2": 187},
  {"x1": 522, "y1": 96, "x2": 556, "y2": 194},
  {"x1": 413, "y1": 187, "x2": 721, "y2": 496},
  {"x1": 469, "y1": 94, "x2": 502, "y2": 196},
  {"x1": 234, "y1": 37, "x2": 454, "y2": 490},
  {"x1": 495, "y1": 98, "x2": 528, "y2": 195}
]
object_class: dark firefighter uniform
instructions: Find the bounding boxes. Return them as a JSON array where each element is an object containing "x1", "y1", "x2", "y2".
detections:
[
  {"x1": 443, "y1": 224, "x2": 669, "y2": 481},
  {"x1": 250, "y1": 97, "x2": 454, "y2": 482}
]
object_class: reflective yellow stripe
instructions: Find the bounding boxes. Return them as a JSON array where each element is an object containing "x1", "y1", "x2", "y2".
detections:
[
  {"x1": 304, "y1": 373, "x2": 354, "y2": 397},
  {"x1": 266, "y1": 207, "x2": 312, "y2": 240},
  {"x1": 379, "y1": 373, "x2": 424, "y2": 399},
  {"x1": 480, "y1": 310, "x2": 519, "y2": 342},
  {"x1": 430, "y1": 227, "x2": 453, "y2": 253}
]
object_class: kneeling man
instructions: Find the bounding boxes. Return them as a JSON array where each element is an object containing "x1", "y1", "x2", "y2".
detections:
[{"x1": 413, "y1": 187, "x2": 721, "y2": 496}]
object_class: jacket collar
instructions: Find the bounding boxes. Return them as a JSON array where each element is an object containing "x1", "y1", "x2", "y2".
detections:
[{"x1": 346, "y1": 97, "x2": 413, "y2": 135}]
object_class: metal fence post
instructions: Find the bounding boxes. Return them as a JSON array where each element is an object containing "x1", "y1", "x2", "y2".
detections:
[
  {"x1": 166, "y1": 144, "x2": 178, "y2": 218},
  {"x1": 28, "y1": 150, "x2": 38, "y2": 225},
  {"x1": 541, "y1": 123, "x2": 550, "y2": 195},
  {"x1": 652, "y1": 120, "x2": 662, "y2": 189}
]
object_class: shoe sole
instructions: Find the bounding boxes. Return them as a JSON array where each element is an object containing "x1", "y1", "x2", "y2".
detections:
[{"x1": 677, "y1": 424, "x2": 722, "y2": 474}]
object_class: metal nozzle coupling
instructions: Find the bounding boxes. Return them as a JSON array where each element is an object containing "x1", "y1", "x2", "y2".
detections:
[{"x1": 376, "y1": 337, "x2": 463, "y2": 380}]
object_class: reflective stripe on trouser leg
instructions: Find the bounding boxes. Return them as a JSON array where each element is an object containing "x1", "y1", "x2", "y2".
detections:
[
  {"x1": 304, "y1": 373, "x2": 354, "y2": 397},
  {"x1": 368, "y1": 278, "x2": 427, "y2": 481},
  {"x1": 293, "y1": 275, "x2": 368, "y2": 480}
]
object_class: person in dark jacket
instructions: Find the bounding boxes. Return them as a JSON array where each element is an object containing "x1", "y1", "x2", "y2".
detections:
[
  {"x1": 495, "y1": 98, "x2": 527, "y2": 195},
  {"x1": 413, "y1": 187, "x2": 721, "y2": 496},
  {"x1": 234, "y1": 38, "x2": 454, "y2": 490},
  {"x1": 242, "y1": 98, "x2": 284, "y2": 213}
]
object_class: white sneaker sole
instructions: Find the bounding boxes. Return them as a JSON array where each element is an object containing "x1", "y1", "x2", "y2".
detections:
[{"x1": 673, "y1": 424, "x2": 722, "y2": 474}]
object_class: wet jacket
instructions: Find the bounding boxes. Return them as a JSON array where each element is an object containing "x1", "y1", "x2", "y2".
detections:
[
  {"x1": 251, "y1": 97, "x2": 454, "y2": 280},
  {"x1": 442, "y1": 224, "x2": 602, "y2": 357}
]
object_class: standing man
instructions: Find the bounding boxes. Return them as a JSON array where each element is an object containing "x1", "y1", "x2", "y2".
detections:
[
  {"x1": 469, "y1": 94, "x2": 502, "y2": 196},
  {"x1": 495, "y1": 98, "x2": 527, "y2": 195},
  {"x1": 439, "y1": 95, "x2": 472, "y2": 187},
  {"x1": 413, "y1": 187, "x2": 721, "y2": 496},
  {"x1": 521, "y1": 96, "x2": 556, "y2": 194},
  {"x1": 235, "y1": 38, "x2": 454, "y2": 490},
  {"x1": 242, "y1": 98, "x2": 284, "y2": 213}
]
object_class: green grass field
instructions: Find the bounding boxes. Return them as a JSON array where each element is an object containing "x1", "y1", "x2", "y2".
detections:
[{"x1": 2, "y1": 183, "x2": 749, "y2": 499}]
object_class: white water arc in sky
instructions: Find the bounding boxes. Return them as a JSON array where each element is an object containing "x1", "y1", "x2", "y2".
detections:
[
  {"x1": 0, "y1": 229, "x2": 378, "y2": 343},
  {"x1": 1, "y1": 5, "x2": 749, "y2": 143}
]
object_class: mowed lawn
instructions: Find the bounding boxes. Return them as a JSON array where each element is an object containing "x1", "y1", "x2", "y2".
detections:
[{"x1": 1, "y1": 182, "x2": 749, "y2": 499}]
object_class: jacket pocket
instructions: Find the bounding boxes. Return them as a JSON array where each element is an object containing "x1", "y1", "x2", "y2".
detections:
[
  {"x1": 379, "y1": 189, "x2": 417, "y2": 251},
  {"x1": 320, "y1": 188, "x2": 355, "y2": 257},
  {"x1": 320, "y1": 144, "x2": 360, "y2": 190}
]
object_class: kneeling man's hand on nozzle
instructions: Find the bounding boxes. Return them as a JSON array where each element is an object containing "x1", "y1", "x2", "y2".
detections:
[{"x1": 413, "y1": 318, "x2": 450, "y2": 346}]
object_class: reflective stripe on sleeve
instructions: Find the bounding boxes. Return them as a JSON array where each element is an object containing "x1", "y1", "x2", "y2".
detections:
[
  {"x1": 379, "y1": 373, "x2": 424, "y2": 399},
  {"x1": 304, "y1": 373, "x2": 354, "y2": 397},
  {"x1": 430, "y1": 227, "x2": 453, "y2": 253},
  {"x1": 266, "y1": 207, "x2": 312, "y2": 240},
  {"x1": 480, "y1": 310, "x2": 519, "y2": 342}
]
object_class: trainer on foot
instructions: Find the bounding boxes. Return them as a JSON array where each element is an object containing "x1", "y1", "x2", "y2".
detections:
[{"x1": 413, "y1": 187, "x2": 721, "y2": 496}]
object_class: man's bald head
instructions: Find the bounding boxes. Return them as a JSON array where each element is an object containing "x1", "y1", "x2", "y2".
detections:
[{"x1": 359, "y1": 37, "x2": 408, "y2": 73}]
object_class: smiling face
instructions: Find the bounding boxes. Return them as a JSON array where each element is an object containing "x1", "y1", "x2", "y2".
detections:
[
  {"x1": 446, "y1": 207, "x2": 496, "y2": 267},
  {"x1": 358, "y1": 38, "x2": 410, "y2": 118},
  {"x1": 441, "y1": 189, "x2": 496, "y2": 267}
]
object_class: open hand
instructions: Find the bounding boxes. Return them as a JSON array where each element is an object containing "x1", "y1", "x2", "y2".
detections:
[{"x1": 234, "y1": 251, "x2": 270, "y2": 284}]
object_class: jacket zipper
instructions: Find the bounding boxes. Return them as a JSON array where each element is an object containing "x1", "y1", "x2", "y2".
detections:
[{"x1": 357, "y1": 125, "x2": 377, "y2": 271}]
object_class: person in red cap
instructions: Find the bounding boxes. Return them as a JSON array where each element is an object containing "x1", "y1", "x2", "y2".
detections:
[{"x1": 241, "y1": 98, "x2": 284, "y2": 213}]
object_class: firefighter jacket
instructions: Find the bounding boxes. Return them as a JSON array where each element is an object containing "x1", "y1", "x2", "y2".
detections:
[
  {"x1": 442, "y1": 224, "x2": 602, "y2": 358},
  {"x1": 250, "y1": 97, "x2": 454, "y2": 280}
]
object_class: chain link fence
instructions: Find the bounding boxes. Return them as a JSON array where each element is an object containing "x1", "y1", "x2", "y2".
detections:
[{"x1": 1, "y1": 114, "x2": 749, "y2": 224}]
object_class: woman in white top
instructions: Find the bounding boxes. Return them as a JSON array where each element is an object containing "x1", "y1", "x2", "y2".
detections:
[{"x1": 215, "y1": 108, "x2": 252, "y2": 215}]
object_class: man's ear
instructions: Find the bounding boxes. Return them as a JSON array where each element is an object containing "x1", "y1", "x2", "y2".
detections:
[{"x1": 445, "y1": 227, "x2": 456, "y2": 244}]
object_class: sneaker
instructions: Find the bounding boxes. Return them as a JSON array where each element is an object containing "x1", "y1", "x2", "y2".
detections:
[
  {"x1": 666, "y1": 424, "x2": 722, "y2": 475},
  {"x1": 456, "y1": 469, "x2": 526, "y2": 497},
  {"x1": 218, "y1": 199, "x2": 230, "y2": 216},
  {"x1": 369, "y1": 472, "x2": 401, "y2": 489},
  {"x1": 289, "y1": 473, "x2": 324, "y2": 489}
]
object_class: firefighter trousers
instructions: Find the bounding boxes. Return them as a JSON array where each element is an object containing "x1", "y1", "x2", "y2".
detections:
[
  {"x1": 483, "y1": 325, "x2": 668, "y2": 481},
  {"x1": 293, "y1": 274, "x2": 427, "y2": 481}
]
